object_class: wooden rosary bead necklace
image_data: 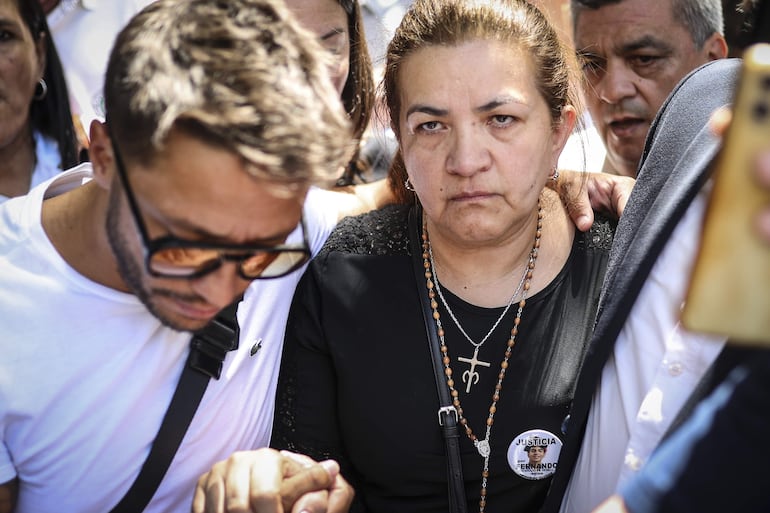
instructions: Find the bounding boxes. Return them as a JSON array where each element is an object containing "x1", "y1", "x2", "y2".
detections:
[
  {"x1": 429, "y1": 246, "x2": 528, "y2": 394},
  {"x1": 421, "y1": 201, "x2": 543, "y2": 513}
]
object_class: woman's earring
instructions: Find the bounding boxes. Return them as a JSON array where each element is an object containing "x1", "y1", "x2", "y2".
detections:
[
  {"x1": 34, "y1": 78, "x2": 48, "y2": 101},
  {"x1": 549, "y1": 167, "x2": 559, "y2": 182},
  {"x1": 404, "y1": 177, "x2": 415, "y2": 191}
]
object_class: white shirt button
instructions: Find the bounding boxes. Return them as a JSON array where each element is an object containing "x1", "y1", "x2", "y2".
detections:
[
  {"x1": 624, "y1": 450, "x2": 643, "y2": 471},
  {"x1": 668, "y1": 362, "x2": 683, "y2": 376}
]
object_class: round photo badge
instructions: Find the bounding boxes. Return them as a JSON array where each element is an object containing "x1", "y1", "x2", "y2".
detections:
[{"x1": 507, "y1": 429, "x2": 562, "y2": 480}]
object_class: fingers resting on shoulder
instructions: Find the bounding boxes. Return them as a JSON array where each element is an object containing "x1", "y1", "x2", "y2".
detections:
[{"x1": 550, "y1": 170, "x2": 635, "y2": 232}]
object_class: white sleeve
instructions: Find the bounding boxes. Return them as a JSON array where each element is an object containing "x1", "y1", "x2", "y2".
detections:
[{"x1": 302, "y1": 187, "x2": 342, "y2": 257}]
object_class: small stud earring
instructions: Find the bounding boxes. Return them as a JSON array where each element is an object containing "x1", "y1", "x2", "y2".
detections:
[
  {"x1": 404, "y1": 178, "x2": 415, "y2": 191},
  {"x1": 549, "y1": 167, "x2": 559, "y2": 182}
]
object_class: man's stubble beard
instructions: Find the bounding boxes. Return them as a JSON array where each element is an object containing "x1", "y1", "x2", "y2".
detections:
[{"x1": 105, "y1": 186, "x2": 194, "y2": 332}]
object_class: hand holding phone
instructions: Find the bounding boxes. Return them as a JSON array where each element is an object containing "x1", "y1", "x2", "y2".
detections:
[{"x1": 682, "y1": 43, "x2": 770, "y2": 345}]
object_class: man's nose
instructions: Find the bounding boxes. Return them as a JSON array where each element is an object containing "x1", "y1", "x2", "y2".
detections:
[
  {"x1": 189, "y1": 261, "x2": 250, "y2": 312},
  {"x1": 594, "y1": 60, "x2": 637, "y2": 105}
]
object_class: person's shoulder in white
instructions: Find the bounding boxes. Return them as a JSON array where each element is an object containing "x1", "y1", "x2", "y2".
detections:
[
  {"x1": 558, "y1": 112, "x2": 607, "y2": 173},
  {"x1": 47, "y1": 0, "x2": 157, "y2": 128}
]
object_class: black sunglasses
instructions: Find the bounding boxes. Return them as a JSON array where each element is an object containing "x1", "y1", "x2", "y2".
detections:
[{"x1": 109, "y1": 134, "x2": 311, "y2": 280}]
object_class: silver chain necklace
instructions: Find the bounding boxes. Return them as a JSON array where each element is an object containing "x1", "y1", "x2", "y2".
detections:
[
  {"x1": 428, "y1": 243, "x2": 529, "y2": 393},
  {"x1": 421, "y1": 201, "x2": 543, "y2": 512}
]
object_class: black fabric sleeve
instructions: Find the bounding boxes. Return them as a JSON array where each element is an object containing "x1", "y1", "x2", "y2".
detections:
[{"x1": 270, "y1": 254, "x2": 368, "y2": 512}]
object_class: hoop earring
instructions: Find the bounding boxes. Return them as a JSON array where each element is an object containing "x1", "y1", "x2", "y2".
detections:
[
  {"x1": 549, "y1": 167, "x2": 559, "y2": 182},
  {"x1": 404, "y1": 177, "x2": 415, "y2": 191},
  {"x1": 34, "y1": 78, "x2": 48, "y2": 101}
]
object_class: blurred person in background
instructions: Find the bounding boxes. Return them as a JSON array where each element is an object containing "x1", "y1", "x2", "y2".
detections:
[
  {"x1": 1, "y1": 0, "x2": 78, "y2": 203},
  {"x1": 38, "y1": 0, "x2": 155, "y2": 146},
  {"x1": 570, "y1": 0, "x2": 727, "y2": 177}
]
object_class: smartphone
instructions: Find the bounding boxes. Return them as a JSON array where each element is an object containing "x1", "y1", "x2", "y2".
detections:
[{"x1": 681, "y1": 43, "x2": 770, "y2": 345}]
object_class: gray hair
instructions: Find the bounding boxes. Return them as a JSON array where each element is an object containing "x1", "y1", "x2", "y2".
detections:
[
  {"x1": 104, "y1": 0, "x2": 351, "y2": 185},
  {"x1": 571, "y1": 0, "x2": 724, "y2": 47}
]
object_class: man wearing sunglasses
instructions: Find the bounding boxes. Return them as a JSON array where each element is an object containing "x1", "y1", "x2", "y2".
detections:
[{"x1": 0, "y1": 0, "x2": 357, "y2": 512}]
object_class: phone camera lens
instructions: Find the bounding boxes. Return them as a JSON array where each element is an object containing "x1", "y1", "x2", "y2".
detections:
[
  {"x1": 753, "y1": 101, "x2": 769, "y2": 122},
  {"x1": 761, "y1": 74, "x2": 770, "y2": 91}
]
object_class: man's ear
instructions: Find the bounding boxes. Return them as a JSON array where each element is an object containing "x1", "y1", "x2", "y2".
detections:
[
  {"x1": 88, "y1": 121, "x2": 115, "y2": 190},
  {"x1": 703, "y1": 32, "x2": 728, "y2": 61}
]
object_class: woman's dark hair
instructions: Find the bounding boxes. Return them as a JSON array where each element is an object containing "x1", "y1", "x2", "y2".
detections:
[
  {"x1": 16, "y1": 0, "x2": 79, "y2": 169},
  {"x1": 335, "y1": 0, "x2": 375, "y2": 186},
  {"x1": 383, "y1": 0, "x2": 582, "y2": 203}
]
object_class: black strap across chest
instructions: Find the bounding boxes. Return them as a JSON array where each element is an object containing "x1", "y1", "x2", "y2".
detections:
[
  {"x1": 108, "y1": 300, "x2": 240, "y2": 513},
  {"x1": 408, "y1": 205, "x2": 469, "y2": 513}
]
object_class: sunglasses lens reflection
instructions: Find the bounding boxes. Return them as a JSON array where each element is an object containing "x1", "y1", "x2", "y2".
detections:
[
  {"x1": 240, "y1": 250, "x2": 308, "y2": 278},
  {"x1": 240, "y1": 252, "x2": 279, "y2": 278},
  {"x1": 149, "y1": 248, "x2": 309, "y2": 279},
  {"x1": 149, "y1": 248, "x2": 221, "y2": 277}
]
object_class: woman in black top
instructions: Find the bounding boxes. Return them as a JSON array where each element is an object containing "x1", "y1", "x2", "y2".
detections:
[{"x1": 271, "y1": 1, "x2": 614, "y2": 512}]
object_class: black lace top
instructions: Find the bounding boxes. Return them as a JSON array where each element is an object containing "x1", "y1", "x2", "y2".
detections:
[{"x1": 272, "y1": 204, "x2": 614, "y2": 513}]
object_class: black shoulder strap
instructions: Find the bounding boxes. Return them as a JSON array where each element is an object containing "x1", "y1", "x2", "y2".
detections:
[
  {"x1": 407, "y1": 205, "x2": 468, "y2": 513},
  {"x1": 109, "y1": 300, "x2": 241, "y2": 513}
]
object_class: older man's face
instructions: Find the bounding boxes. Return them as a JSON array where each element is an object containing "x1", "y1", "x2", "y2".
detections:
[{"x1": 574, "y1": 0, "x2": 726, "y2": 177}]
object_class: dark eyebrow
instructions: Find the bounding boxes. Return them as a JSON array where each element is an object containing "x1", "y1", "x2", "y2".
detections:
[
  {"x1": 0, "y1": 19, "x2": 20, "y2": 30},
  {"x1": 161, "y1": 213, "x2": 295, "y2": 246},
  {"x1": 201, "y1": 230, "x2": 291, "y2": 246},
  {"x1": 576, "y1": 48, "x2": 601, "y2": 59},
  {"x1": 406, "y1": 96, "x2": 523, "y2": 119},
  {"x1": 475, "y1": 96, "x2": 521, "y2": 113},
  {"x1": 320, "y1": 28, "x2": 345, "y2": 42},
  {"x1": 577, "y1": 35, "x2": 674, "y2": 59},
  {"x1": 405, "y1": 104, "x2": 449, "y2": 118},
  {"x1": 189, "y1": 224, "x2": 293, "y2": 245},
  {"x1": 619, "y1": 35, "x2": 674, "y2": 55}
]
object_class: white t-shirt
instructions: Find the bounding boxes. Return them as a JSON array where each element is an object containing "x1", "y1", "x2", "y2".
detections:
[
  {"x1": 0, "y1": 132, "x2": 62, "y2": 204},
  {"x1": 560, "y1": 187, "x2": 726, "y2": 513},
  {"x1": 558, "y1": 112, "x2": 607, "y2": 173},
  {"x1": 47, "y1": 0, "x2": 156, "y2": 130},
  {"x1": 0, "y1": 166, "x2": 339, "y2": 513},
  {"x1": 236, "y1": 186, "x2": 340, "y2": 447}
]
